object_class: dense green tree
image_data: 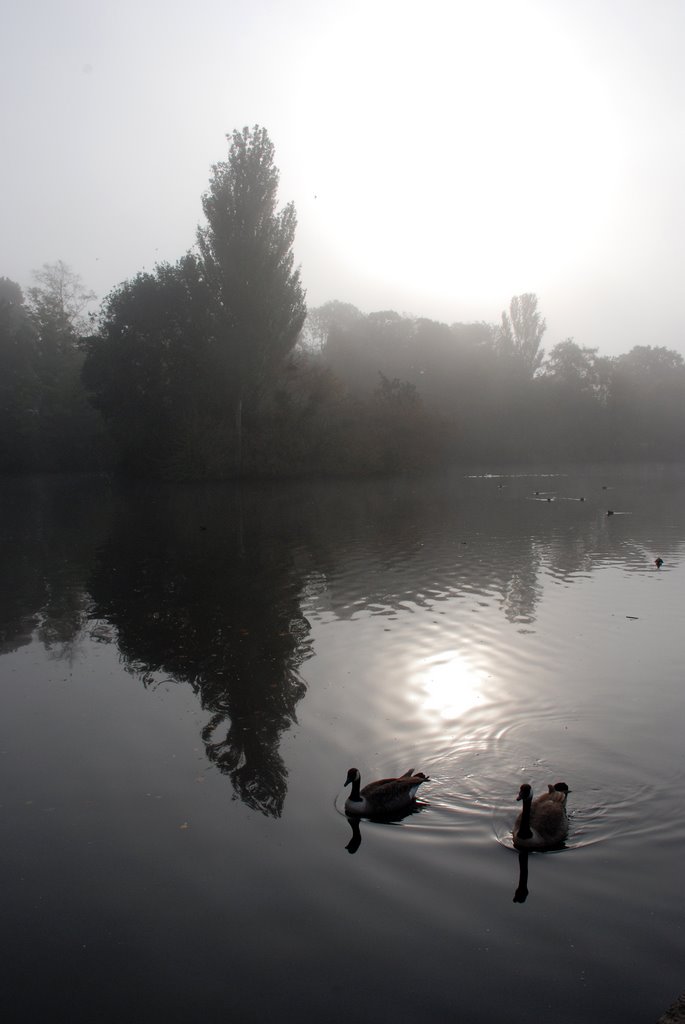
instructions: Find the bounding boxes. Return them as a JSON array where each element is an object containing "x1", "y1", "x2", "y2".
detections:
[
  {"x1": 83, "y1": 255, "x2": 219, "y2": 475},
  {"x1": 370, "y1": 372, "x2": 436, "y2": 472},
  {"x1": 244, "y1": 349, "x2": 351, "y2": 475},
  {"x1": 607, "y1": 345, "x2": 685, "y2": 457},
  {"x1": 26, "y1": 261, "x2": 104, "y2": 469},
  {"x1": 0, "y1": 279, "x2": 40, "y2": 470},
  {"x1": 541, "y1": 339, "x2": 599, "y2": 392},
  {"x1": 197, "y1": 125, "x2": 307, "y2": 469},
  {"x1": 319, "y1": 308, "x2": 422, "y2": 398},
  {"x1": 300, "y1": 300, "x2": 363, "y2": 352},
  {"x1": 613, "y1": 344, "x2": 684, "y2": 381},
  {"x1": 0, "y1": 266, "x2": 104, "y2": 472},
  {"x1": 531, "y1": 340, "x2": 608, "y2": 458}
]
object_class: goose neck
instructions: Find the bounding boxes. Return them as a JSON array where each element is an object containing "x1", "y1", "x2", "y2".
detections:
[
  {"x1": 518, "y1": 797, "x2": 533, "y2": 840},
  {"x1": 348, "y1": 775, "x2": 362, "y2": 802}
]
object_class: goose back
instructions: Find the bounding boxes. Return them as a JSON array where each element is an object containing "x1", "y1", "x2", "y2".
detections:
[
  {"x1": 513, "y1": 782, "x2": 569, "y2": 850},
  {"x1": 344, "y1": 767, "x2": 429, "y2": 816}
]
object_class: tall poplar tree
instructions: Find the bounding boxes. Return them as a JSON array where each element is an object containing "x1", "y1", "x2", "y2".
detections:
[
  {"x1": 497, "y1": 293, "x2": 546, "y2": 378},
  {"x1": 197, "y1": 125, "x2": 306, "y2": 468}
]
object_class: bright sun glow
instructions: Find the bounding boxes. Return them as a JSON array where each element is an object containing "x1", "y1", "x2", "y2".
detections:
[
  {"x1": 6, "y1": 0, "x2": 682, "y2": 356},
  {"x1": 414, "y1": 651, "x2": 486, "y2": 721},
  {"x1": 289, "y1": 0, "x2": 624, "y2": 313}
]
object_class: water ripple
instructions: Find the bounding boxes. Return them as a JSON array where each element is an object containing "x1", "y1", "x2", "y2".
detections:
[{"x1": 328, "y1": 694, "x2": 685, "y2": 854}]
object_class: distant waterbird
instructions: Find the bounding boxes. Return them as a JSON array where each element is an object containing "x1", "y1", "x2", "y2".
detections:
[{"x1": 655, "y1": 557, "x2": 664, "y2": 568}]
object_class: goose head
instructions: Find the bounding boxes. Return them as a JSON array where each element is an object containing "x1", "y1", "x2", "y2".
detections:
[
  {"x1": 517, "y1": 783, "x2": 533, "y2": 803},
  {"x1": 345, "y1": 768, "x2": 360, "y2": 788}
]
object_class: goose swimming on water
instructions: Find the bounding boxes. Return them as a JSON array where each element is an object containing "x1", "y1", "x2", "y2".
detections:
[
  {"x1": 513, "y1": 782, "x2": 569, "y2": 850},
  {"x1": 344, "y1": 767, "x2": 429, "y2": 816}
]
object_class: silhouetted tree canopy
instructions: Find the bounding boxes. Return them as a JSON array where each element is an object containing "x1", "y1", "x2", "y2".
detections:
[
  {"x1": 83, "y1": 127, "x2": 307, "y2": 477},
  {"x1": 197, "y1": 124, "x2": 307, "y2": 469},
  {"x1": 300, "y1": 299, "x2": 363, "y2": 351},
  {"x1": 0, "y1": 266, "x2": 105, "y2": 472},
  {"x1": 83, "y1": 255, "x2": 220, "y2": 475},
  {"x1": 496, "y1": 293, "x2": 546, "y2": 378},
  {"x1": 606, "y1": 345, "x2": 685, "y2": 457},
  {"x1": 28, "y1": 259, "x2": 96, "y2": 342},
  {"x1": 5, "y1": 127, "x2": 685, "y2": 479},
  {"x1": 0, "y1": 278, "x2": 39, "y2": 471}
]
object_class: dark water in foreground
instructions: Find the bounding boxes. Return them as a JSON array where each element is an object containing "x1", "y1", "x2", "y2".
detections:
[{"x1": 1, "y1": 465, "x2": 684, "y2": 1023}]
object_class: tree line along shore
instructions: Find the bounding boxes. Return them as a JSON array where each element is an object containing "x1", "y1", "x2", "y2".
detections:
[{"x1": 2, "y1": 127, "x2": 684, "y2": 478}]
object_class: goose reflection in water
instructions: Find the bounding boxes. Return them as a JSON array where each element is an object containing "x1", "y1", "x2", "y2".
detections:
[
  {"x1": 513, "y1": 851, "x2": 530, "y2": 903},
  {"x1": 344, "y1": 801, "x2": 428, "y2": 855},
  {"x1": 511, "y1": 845, "x2": 569, "y2": 904}
]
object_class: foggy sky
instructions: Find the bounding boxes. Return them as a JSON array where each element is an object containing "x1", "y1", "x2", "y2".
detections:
[{"x1": 3, "y1": 0, "x2": 685, "y2": 358}]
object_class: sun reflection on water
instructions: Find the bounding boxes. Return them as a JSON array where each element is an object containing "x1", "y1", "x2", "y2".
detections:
[{"x1": 413, "y1": 651, "x2": 487, "y2": 722}]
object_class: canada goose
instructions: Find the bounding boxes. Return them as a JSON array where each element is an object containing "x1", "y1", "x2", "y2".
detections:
[
  {"x1": 513, "y1": 782, "x2": 569, "y2": 850},
  {"x1": 343, "y1": 767, "x2": 429, "y2": 816},
  {"x1": 655, "y1": 557, "x2": 664, "y2": 568}
]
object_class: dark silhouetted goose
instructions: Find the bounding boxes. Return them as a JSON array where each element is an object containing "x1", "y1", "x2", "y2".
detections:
[
  {"x1": 344, "y1": 767, "x2": 429, "y2": 816},
  {"x1": 655, "y1": 557, "x2": 664, "y2": 568},
  {"x1": 513, "y1": 782, "x2": 569, "y2": 850}
]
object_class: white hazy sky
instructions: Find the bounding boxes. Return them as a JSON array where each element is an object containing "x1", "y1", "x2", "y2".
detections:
[{"x1": 3, "y1": 0, "x2": 685, "y2": 356}]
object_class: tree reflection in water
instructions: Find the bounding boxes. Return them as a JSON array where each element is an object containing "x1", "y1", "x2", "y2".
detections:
[
  {"x1": 0, "y1": 476, "x2": 111, "y2": 656},
  {"x1": 88, "y1": 483, "x2": 312, "y2": 817},
  {"x1": 2, "y1": 470, "x2": 681, "y2": 817}
]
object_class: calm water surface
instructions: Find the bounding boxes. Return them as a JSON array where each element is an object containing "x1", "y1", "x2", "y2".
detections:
[{"x1": 1, "y1": 465, "x2": 684, "y2": 1023}]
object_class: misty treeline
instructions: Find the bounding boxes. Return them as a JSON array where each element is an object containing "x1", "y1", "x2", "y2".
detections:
[{"x1": 2, "y1": 126, "x2": 685, "y2": 478}]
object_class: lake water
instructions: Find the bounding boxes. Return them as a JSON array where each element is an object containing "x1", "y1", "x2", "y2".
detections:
[{"x1": 1, "y1": 465, "x2": 684, "y2": 1023}]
